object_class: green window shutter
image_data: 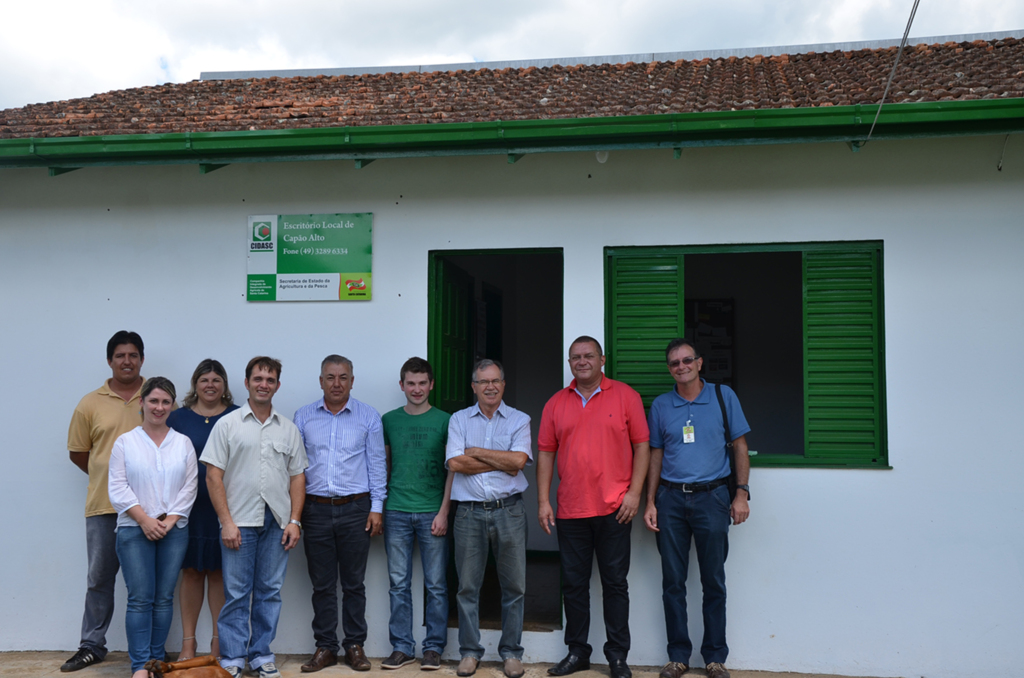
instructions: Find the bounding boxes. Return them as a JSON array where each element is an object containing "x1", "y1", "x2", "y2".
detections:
[
  {"x1": 803, "y1": 247, "x2": 887, "y2": 466},
  {"x1": 605, "y1": 252, "x2": 684, "y2": 408}
]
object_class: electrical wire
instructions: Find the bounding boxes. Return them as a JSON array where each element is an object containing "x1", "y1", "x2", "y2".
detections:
[{"x1": 863, "y1": 0, "x2": 922, "y2": 145}]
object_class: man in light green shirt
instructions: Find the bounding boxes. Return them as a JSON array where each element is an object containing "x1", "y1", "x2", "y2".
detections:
[{"x1": 380, "y1": 357, "x2": 453, "y2": 671}]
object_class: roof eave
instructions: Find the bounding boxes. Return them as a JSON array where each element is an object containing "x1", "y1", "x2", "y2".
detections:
[{"x1": 1, "y1": 98, "x2": 1022, "y2": 170}]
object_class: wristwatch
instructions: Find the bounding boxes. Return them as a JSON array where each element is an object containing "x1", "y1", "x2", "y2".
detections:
[
  {"x1": 736, "y1": 485, "x2": 750, "y2": 500},
  {"x1": 289, "y1": 519, "x2": 303, "y2": 529}
]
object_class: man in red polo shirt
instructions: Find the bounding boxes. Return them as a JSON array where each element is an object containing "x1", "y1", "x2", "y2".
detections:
[{"x1": 537, "y1": 335, "x2": 650, "y2": 678}]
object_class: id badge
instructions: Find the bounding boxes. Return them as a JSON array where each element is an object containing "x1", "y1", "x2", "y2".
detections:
[{"x1": 683, "y1": 421, "x2": 695, "y2": 444}]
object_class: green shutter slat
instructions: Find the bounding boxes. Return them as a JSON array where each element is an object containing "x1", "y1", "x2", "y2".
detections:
[
  {"x1": 606, "y1": 253, "x2": 684, "y2": 408},
  {"x1": 803, "y1": 248, "x2": 886, "y2": 465}
]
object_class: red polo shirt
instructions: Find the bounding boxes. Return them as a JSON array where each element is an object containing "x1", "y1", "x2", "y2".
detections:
[{"x1": 538, "y1": 375, "x2": 649, "y2": 519}]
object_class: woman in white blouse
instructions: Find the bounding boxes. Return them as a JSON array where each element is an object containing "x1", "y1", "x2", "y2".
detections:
[{"x1": 108, "y1": 377, "x2": 198, "y2": 678}]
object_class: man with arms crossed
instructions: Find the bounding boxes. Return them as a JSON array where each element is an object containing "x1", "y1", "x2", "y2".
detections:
[
  {"x1": 537, "y1": 335, "x2": 650, "y2": 678},
  {"x1": 63, "y1": 331, "x2": 146, "y2": 673},
  {"x1": 202, "y1": 357, "x2": 308, "y2": 678},
  {"x1": 380, "y1": 357, "x2": 454, "y2": 671},
  {"x1": 293, "y1": 355, "x2": 387, "y2": 673},
  {"x1": 644, "y1": 339, "x2": 751, "y2": 678},
  {"x1": 447, "y1": 359, "x2": 531, "y2": 678}
]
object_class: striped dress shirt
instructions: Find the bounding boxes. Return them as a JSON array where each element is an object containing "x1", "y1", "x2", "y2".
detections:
[
  {"x1": 446, "y1": 401, "x2": 533, "y2": 502},
  {"x1": 200, "y1": 402, "x2": 308, "y2": 529},
  {"x1": 293, "y1": 397, "x2": 388, "y2": 513}
]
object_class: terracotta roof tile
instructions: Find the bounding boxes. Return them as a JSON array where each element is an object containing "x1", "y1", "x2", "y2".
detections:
[{"x1": 2, "y1": 37, "x2": 1022, "y2": 139}]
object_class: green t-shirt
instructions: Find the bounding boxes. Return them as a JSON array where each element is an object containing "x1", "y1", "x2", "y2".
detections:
[{"x1": 382, "y1": 406, "x2": 451, "y2": 513}]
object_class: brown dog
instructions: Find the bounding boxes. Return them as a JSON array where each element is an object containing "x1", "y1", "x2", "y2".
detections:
[{"x1": 144, "y1": 655, "x2": 233, "y2": 678}]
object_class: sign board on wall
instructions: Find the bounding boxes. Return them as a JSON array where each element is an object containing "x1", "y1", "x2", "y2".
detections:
[{"x1": 246, "y1": 213, "x2": 373, "y2": 301}]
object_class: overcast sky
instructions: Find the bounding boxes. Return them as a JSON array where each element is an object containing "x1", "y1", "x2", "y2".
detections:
[{"x1": 2, "y1": 0, "x2": 1021, "y2": 111}]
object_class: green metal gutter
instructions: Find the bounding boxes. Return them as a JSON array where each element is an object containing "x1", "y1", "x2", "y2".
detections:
[{"x1": 1, "y1": 98, "x2": 1022, "y2": 170}]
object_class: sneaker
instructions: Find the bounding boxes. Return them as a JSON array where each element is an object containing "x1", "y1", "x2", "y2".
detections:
[
  {"x1": 659, "y1": 662, "x2": 689, "y2": 678},
  {"x1": 223, "y1": 667, "x2": 243, "y2": 678},
  {"x1": 383, "y1": 651, "x2": 417, "y2": 669},
  {"x1": 705, "y1": 663, "x2": 730, "y2": 678},
  {"x1": 421, "y1": 651, "x2": 442, "y2": 671},
  {"x1": 60, "y1": 648, "x2": 102, "y2": 673},
  {"x1": 256, "y1": 662, "x2": 283, "y2": 678}
]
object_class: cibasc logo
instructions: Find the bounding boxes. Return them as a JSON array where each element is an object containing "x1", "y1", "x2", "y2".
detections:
[{"x1": 251, "y1": 221, "x2": 274, "y2": 251}]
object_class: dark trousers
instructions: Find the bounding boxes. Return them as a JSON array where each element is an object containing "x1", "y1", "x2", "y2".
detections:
[
  {"x1": 302, "y1": 496, "x2": 371, "y2": 652},
  {"x1": 556, "y1": 511, "x2": 632, "y2": 661}
]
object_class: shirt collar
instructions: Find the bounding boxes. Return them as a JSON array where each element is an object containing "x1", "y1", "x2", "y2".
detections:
[
  {"x1": 671, "y1": 379, "x2": 711, "y2": 406},
  {"x1": 315, "y1": 397, "x2": 352, "y2": 415},
  {"x1": 98, "y1": 379, "x2": 144, "y2": 401},
  {"x1": 470, "y1": 400, "x2": 509, "y2": 419},
  {"x1": 240, "y1": 400, "x2": 280, "y2": 424},
  {"x1": 568, "y1": 374, "x2": 612, "y2": 394}
]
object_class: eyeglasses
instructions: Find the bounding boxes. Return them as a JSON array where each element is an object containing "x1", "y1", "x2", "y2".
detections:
[
  {"x1": 473, "y1": 379, "x2": 504, "y2": 387},
  {"x1": 668, "y1": 356, "x2": 700, "y2": 368}
]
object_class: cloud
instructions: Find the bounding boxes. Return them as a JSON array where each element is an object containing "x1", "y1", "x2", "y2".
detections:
[{"x1": 2, "y1": 0, "x2": 1020, "y2": 111}]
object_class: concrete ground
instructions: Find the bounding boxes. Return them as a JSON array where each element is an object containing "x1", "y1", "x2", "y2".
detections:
[{"x1": 0, "y1": 653, "x2": 883, "y2": 678}]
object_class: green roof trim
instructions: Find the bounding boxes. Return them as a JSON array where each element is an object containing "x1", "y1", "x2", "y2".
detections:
[{"x1": 2, "y1": 98, "x2": 1022, "y2": 170}]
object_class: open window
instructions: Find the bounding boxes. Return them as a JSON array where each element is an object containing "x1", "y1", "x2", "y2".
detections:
[{"x1": 604, "y1": 242, "x2": 888, "y2": 469}]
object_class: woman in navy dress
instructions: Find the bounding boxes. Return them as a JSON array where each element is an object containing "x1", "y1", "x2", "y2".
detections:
[{"x1": 167, "y1": 359, "x2": 238, "y2": 659}]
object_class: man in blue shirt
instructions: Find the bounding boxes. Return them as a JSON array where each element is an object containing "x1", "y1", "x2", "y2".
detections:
[
  {"x1": 293, "y1": 355, "x2": 387, "y2": 673},
  {"x1": 644, "y1": 339, "x2": 751, "y2": 678}
]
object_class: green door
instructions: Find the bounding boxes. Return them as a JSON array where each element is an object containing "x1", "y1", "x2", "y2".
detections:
[{"x1": 429, "y1": 256, "x2": 474, "y2": 413}]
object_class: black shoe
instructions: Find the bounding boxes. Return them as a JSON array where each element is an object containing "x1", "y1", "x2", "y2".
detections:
[
  {"x1": 61, "y1": 648, "x2": 103, "y2": 673},
  {"x1": 548, "y1": 653, "x2": 590, "y2": 676},
  {"x1": 609, "y1": 659, "x2": 632, "y2": 678}
]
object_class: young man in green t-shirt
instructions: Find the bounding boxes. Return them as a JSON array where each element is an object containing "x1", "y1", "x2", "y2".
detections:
[{"x1": 381, "y1": 357, "x2": 454, "y2": 671}]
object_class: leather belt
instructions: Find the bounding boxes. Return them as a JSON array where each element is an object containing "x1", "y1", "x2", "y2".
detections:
[
  {"x1": 461, "y1": 493, "x2": 522, "y2": 510},
  {"x1": 307, "y1": 492, "x2": 369, "y2": 506},
  {"x1": 659, "y1": 477, "x2": 729, "y2": 494}
]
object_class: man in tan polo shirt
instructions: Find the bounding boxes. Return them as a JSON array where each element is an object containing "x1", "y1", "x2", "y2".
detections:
[{"x1": 63, "y1": 331, "x2": 146, "y2": 673}]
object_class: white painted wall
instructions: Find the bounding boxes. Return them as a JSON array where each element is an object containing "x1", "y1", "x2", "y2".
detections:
[{"x1": 1, "y1": 133, "x2": 1022, "y2": 678}]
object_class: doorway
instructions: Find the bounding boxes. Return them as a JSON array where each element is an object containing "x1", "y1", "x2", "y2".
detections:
[{"x1": 428, "y1": 248, "x2": 564, "y2": 631}]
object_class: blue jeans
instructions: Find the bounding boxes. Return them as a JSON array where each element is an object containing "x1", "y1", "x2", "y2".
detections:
[
  {"x1": 115, "y1": 524, "x2": 189, "y2": 672},
  {"x1": 453, "y1": 496, "x2": 527, "y2": 660},
  {"x1": 81, "y1": 514, "x2": 120, "y2": 658},
  {"x1": 655, "y1": 483, "x2": 731, "y2": 665},
  {"x1": 218, "y1": 505, "x2": 290, "y2": 671},
  {"x1": 384, "y1": 510, "x2": 449, "y2": 656}
]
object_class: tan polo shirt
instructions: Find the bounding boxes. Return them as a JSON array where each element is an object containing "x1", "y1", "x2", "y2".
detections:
[
  {"x1": 200, "y1": 402, "x2": 308, "y2": 529},
  {"x1": 68, "y1": 380, "x2": 144, "y2": 517}
]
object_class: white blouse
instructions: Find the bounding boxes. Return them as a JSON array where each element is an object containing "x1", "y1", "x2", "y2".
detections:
[{"x1": 108, "y1": 426, "x2": 198, "y2": 531}]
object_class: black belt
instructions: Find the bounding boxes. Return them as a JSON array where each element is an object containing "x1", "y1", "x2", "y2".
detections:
[
  {"x1": 461, "y1": 493, "x2": 522, "y2": 510},
  {"x1": 660, "y1": 477, "x2": 729, "y2": 494},
  {"x1": 307, "y1": 492, "x2": 369, "y2": 506}
]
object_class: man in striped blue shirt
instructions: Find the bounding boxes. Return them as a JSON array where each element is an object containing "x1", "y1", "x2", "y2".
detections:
[
  {"x1": 446, "y1": 359, "x2": 532, "y2": 678},
  {"x1": 293, "y1": 355, "x2": 387, "y2": 674}
]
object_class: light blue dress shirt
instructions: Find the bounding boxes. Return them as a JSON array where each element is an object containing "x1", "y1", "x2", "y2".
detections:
[
  {"x1": 293, "y1": 397, "x2": 387, "y2": 513},
  {"x1": 445, "y1": 401, "x2": 533, "y2": 502}
]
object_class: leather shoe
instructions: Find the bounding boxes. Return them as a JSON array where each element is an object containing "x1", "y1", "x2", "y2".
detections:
[
  {"x1": 548, "y1": 653, "x2": 590, "y2": 676},
  {"x1": 504, "y1": 657, "x2": 525, "y2": 678},
  {"x1": 301, "y1": 648, "x2": 338, "y2": 673},
  {"x1": 345, "y1": 645, "x2": 372, "y2": 671},
  {"x1": 60, "y1": 648, "x2": 103, "y2": 673},
  {"x1": 457, "y1": 656, "x2": 479, "y2": 677},
  {"x1": 705, "y1": 663, "x2": 730, "y2": 678},
  {"x1": 609, "y1": 659, "x2": 632, "y2": 678},
  {"x1": 658, "y1": 662, "x2": 689, "y2": 678}
]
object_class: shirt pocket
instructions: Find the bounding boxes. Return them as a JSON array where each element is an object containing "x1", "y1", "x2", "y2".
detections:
[
  {"x1": 492, "y1": 433, "x2": 513, "y2": 450},
  {"x1": 270, "y1": 440, "x2": 293, "y2": 473}
]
